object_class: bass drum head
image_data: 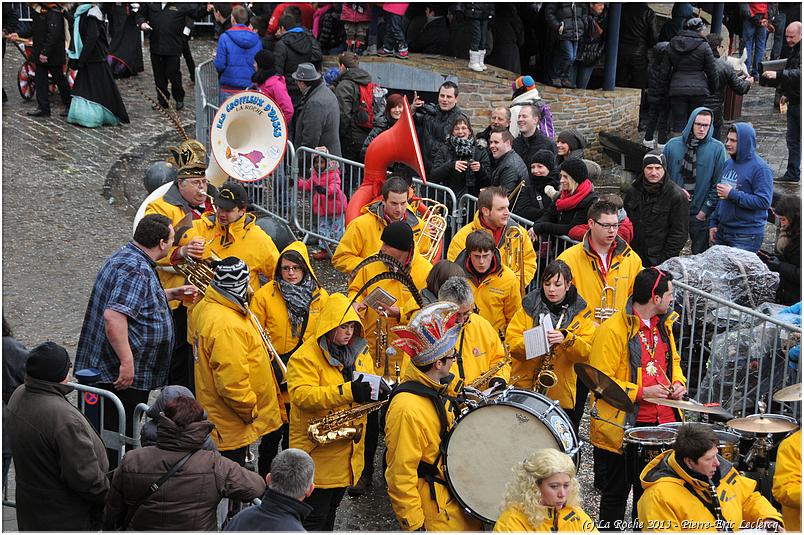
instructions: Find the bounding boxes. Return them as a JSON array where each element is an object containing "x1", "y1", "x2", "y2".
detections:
[{"x1": 444, "y1": 392, "x2": 576, "y2": 524}]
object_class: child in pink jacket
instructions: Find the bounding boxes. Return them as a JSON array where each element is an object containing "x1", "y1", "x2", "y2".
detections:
[
  {"x1": 340, "y1": 3, "x2": 373, "y2": 53},
  {"x1": 251, "y1": 49, "x2": 294, "y2": 125},
  {"x1": 379, "y1": 3, "x2": 409, "y2": 58},
  {"x1": 298, "y1": 149, "x2": 347, "y2": 259}
]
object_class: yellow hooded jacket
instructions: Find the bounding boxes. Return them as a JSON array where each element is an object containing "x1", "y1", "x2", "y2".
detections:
[
  {"x1": 447, "y1": 210, "x2": 537, "y2": 287},
  {"x1": 638, "y1": 450, "x2": 784, "y2": 531},
  {"x1": 176, "y1": 211, "x2": 280, "y2": 294},
  {"x1": 332, "y1": 200, "x2": 430, "y2": 275},
  {"x1": 557, "y1": 233, "x2": 643, "y2": 323},
  {"x1": 452, "y1": 312, "x2": 509, "y2": 387},
  {"x1": 505, "y1": 287, "x2": 595, "y2": 409},
  {"x1": 494, "y1": 504, "x2": 597, "y2": 532},
  {"x1": 188, "y1": 285, "x2": 285, "y2": 451},
  {"x1": 589, "y1": 299, "x2": 686, "y2": 454},
  {"x1": 286, "y1": 293, "x2": 376, "y2": 489},
  {"x1": 772, "y1": 429, "x2": 801, "y2": 532},
  {"x1": 456, "y1": 248, "x2": 521, "y2": 333},
  {"x1": 384, "y1": 363, "x2": 483, "y2": 532}
]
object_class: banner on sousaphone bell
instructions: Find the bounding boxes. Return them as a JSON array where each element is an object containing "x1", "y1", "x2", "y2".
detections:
[{"x1": 207, "y1": 91, "x2": 288, "y2": 186}]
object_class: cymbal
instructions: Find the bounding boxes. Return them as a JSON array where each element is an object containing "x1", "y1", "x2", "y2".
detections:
[
  {"x1": 727, "y1": 415, "x2": 800, "y2": 434},
  {"x1": 643, "y1": 397, "x2": 734, "y2": 419},
  {"x1": 574, "y1": 363, "x2": 634, "y2": 413},
  {"x1": 773, "y1": 383, "x2": 802, "y2": 402}
]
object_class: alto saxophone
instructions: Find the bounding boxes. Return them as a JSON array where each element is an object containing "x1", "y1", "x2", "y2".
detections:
[
  {"x1": 534, "y1": 307, "x2": 567, "y2": 395},
  {"x1": 307, "y1": 399, "x2": 388, "y2": 445},
  {"x1": 467, "y1": 356, "x2": 511, "y2": 390}
]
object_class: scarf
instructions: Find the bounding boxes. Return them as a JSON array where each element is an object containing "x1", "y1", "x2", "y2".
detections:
[
  {"x1": 327, "y1": 340, "x2": 357, "y2": 380},
  {"x1": 68, "y1": 4, "x2": 94, "y2": 60},
  {"x1": 448, "y1": 136, "x2": 475, "y2": 160},
  {"x1": 478, "y1": 214, "x2": 505, "y2": 245},
  {"x1": 642, "y1": 176, "x2": 664, "y2": 195},
  {"x1": 681, "y1": 134, "x2": 701, "y2": 193},
  {"x1": 540, "y1": 286, "x2": 578, "y2": 318},
  {"x1": 555, "y1": 179, "x2": 593, "y2": 211},
  {"x1": 278, "y1": 275, "x2": 316, "y2": 338}
]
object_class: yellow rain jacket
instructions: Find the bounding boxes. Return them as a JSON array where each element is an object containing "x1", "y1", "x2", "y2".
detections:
[
  {"x1": 557, "y1": 233, "x2": 642, "y2": 324},
  {"x1": 189, "y1": 285, "x2": 285, "y2": 451},
  {"x1": 332, "y1": 200, "x2": 430, "y2": 275},
  {"x1": 176, "y1": 211, "x2": 279, "y2": 294},
  {"x1": 384, "y1": 364, "x2": 483, "y2": 532},
  {"x1": 347, "y1": 252, "x2": 432, "y2": 376},
  {"x1": 505, "y1": 288, "x2": 595, "y2": 409},
  {"x1": 286, "y1": 293, "x2": 376, "y2": 489},
  {"x1": 589, "y1": 299, "x2": 685, "y2": 454},
  {"x1": 251, "y1": 241, "x2": 329, "y2": 405},
  {"x1": 638, "y1": 449, "x2": 784, "y2": 531},
  {"x1": 447, "y1": 211, "x2": 537, "y2": 287},
  {"x1": 452, "y1": 313, "x2": 509, "y2": 387},
  {"x1": 456, "y1": 248, "x2": 521, "y2": 333},
  {"x1": 772, "y1": 429, "x2": 801, "y2": 532},
  {"x1": 494, "y1": 504, "x2": 597, "y2": 532}
]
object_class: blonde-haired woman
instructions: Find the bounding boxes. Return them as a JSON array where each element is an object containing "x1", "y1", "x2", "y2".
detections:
[{"x1": 494, "y1": 449, "x2": 597, "y2": 532}]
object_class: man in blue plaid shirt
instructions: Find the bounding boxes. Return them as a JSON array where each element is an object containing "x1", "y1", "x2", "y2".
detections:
[{"x1": 76, "y1": 214, "x2": 198, "y2": 467}]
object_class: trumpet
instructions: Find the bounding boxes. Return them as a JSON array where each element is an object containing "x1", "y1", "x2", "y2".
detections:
[
  {"x1": 415, "y1": 199, "x2": 448, "y2": 263},
  {"x1": 503, "y1": 226, "x2": 527, "y2": 296},
  {"x1": 307, "y1": 399, "x2": 388, "y2": 445},
  {"x1": 246, "y1": 306, "x2": 287, "y2": 385},
  {"x1": 535, "y1": 307, "x2": 566, "y2": 395},
  {"x1": 594, "y1": 278, "x2": 619, "y2": 322},
  {"x1": 173, "y1": 250, "x2": 222, "y2": 295}
]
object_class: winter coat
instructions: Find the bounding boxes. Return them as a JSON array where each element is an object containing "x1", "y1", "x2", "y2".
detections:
[
  {"x1": 511, "y1": 171, "x2": 559, "y2": 223},
  {"x1": 298, "y1": 162, "x2": 347, "y2": 216},
  {"x1": 105, "y1": 415, "x2": 265, "y2": 531},
  {"x1": 332, "y1": 199, "x2": 429, "y2": 275},
  {"x1": 294, "y1": 81, "x2": 342, "y2": 156},
  {"x1": 224, "y1": 487, "x2": 313, "y2": 531},
  {"x1": 268, "y1": 3, "x2": 315, "y2": 35},
  {"x1": 286, "y1": 293, "x2": 376, "y2": 488},
  {"x1": 215, "y1": 25, "x2": 262, "y2": 89},
  {"x1": 407, "y1": 15, "x2": 449, "y2": 54},
  {"x1": 710, "y1": 122, "x2": 773, "y2": 235},
  {"x1": 664, "y1": 30, "x2": 718, "y2": 97},
  {"x1": 450, "y1": 312, "x2": 509, "y2": 386},
  {"x1": 769, "y1": 40, "x2": 801, "y2": 105},
  {"x1": 704, "y1": 55, "x2": 752, "y2": 113},
  {"x1": 413, "y1": 103, "x2": 468, "y2": 173},
  {"x1": 532, "y1": 180, "x2": 598, "y2": 238},
  {"x1": 509, "y1": 89, "x2": 556, "y2": 139},
  {"x1": 557, "y1": 234, "x2": 643, "y2": 321},
  {"x1": 384, "y1": 363, "x2": 483, "y2": 531},
  {"x1": 382, "y1": 3, "x2": 409, "y2": 16},
  {"x1": 361, "y1": 114, "x2": 394, "y2": 160},
  {"x1": 491, "y1": 149, "x2": 529, "y2": 195},
  {"x1": 254, "y1": 74, "x2": 295, "y2": 124},
  {"x1": 544, "y1": 3, "x2": 587, "y2": 42},
  {"x1": 645, "y1": 42, "x2": 672, "y2": 103},
  {"x1": 772, "y1": 429, "x2": 801, "y2": 532},
  {"x1": 624, "y1": 176, "x2": 690, "y2": 266},
  {"x1": 663, "y1": 106, "x2": 728, "y2": 217},
  {"x1": 188, "y1": 285, "x2": 285, "y2": 451},
  {"x1": 494, "y1": 504, "x2": 597, "y2": 532},
  {"x1": 486, "y1": 4, "x2": 524, "y2": 73},
  {"x1": 448, "y1": 210, "x2": 537, "y2": 287},
  {"x1": 658, "y1": 2, "x2": 693, "y2": 42},
  {"x1": 334, "y1": 67, "x2": 373, "y2": 158},
  {"x1": 639, "y1": 449, "x2": 783, "y2": 531},
  {"x1": 589, "y1": 299, "x2": 685, "y2": 454},
  {"x1": 513, "y1": 131, "x2": 558, "y2": 167},
  {"x1": 430, "y1": 139, "x2": 491, "y2": 197},
  {"x1": 774, "y1": 233, "x2": 801, "y2": 306},
  {"x1": 139, "y1": 385, "x2": 218, "y2": 451},
  {"x1": 274, "y1": 27, "x2": 323, "y2": 102},
  {"x1": 506, "y1": 287, "x2": 595, "y2": 409},
  {"x1": 617, "y1": 3, "x2": 658, "y2": 60},
  {"x1": 137, "y1": 3, "x2": 198, "y2": 56},
  {"x1": 7, "y1": 378, "x2": 109, "y2": 531},
  {"x1": 456, "y1": 248, "x2": 522, "y2": 333},
  {"x1": 31, "y1": 6, "x2": 68, "y2": 66},
  {"x1": 340, "y1": 3, "x2": 373, "y2": 23},
  {"x1": 2, "y1": 336, "x2": 27, "y2": 405}
]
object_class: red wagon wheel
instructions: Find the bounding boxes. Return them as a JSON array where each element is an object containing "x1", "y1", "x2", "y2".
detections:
[{"x1": 17, "y1": 61, "x2": 36, "y2": 100}]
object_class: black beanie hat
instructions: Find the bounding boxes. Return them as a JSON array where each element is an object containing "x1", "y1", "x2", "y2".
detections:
[
  {"x1": 560, "y1": 158, "x2": 588, "y2": 184},
  {"x1": 642, "y1": 149, "x2": 666, "y2": 169},
  {"x1": 557, "y1": 129, "x2": 586, "y2": 151},
  {"x1": 26, "y1": 341, "x2": 71, "y2": 382},
  {"x1": 530, "y1": 149, "x2": 556, "y2": 171},
  {"x1": 381, "y1": 221, "x2": 415, "y2": 252}
]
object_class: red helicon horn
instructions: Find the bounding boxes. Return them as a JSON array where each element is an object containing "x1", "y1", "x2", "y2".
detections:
[{"x1": 344, "y1": 96, "x2": 427, "y2": 225}]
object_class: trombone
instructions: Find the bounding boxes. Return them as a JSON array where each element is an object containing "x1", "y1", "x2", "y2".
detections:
[
  {"x1": 508, "y1": 180, "x2": 525, "y2": 212},
  {"x1": 503, "y1": 226, "x2": 527, "y2": 296}
]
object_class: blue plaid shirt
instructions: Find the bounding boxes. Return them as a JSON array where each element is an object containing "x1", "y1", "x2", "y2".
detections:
[{"x1": 76, "y1": 242, "x2": 174, "y2": 390}]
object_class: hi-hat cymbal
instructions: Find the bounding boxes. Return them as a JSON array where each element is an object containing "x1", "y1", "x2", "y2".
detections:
[
  {"x1": 773, "y1": 383, "x2": 802, "y2": 402},
  {"x1": 727, "y1": 415, "x2": 800, "y2": 434},
  {"x1": 574, "y1": 363, "x2": 634, "y2": 413},
  {"x1": 643, "y1": 397, "x2": 734, "y2": 419}
]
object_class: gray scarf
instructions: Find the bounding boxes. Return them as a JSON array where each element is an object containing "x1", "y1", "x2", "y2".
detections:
[{"x1": 278, "y1": 275, "x2": 316, "y2": 338}]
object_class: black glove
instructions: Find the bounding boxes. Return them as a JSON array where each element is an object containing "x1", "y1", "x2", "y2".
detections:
[
  {"x1": 314, "y1": 185, "x2": 328, "y2": 195},
  {"x1": 378, "y1": 379, "x2": 392, "y2": 401},
  {"x1": 414, "y1": 526, "x2": 427, "y2": 532},
  {"x1": 531, "y1": 222, "x2": 544, "y2": 235},
  {"x1": 766, "y1": 258, "x2": 782, "y2": 272},
  {"x1": 350, "y1": 374, "x2": 372, "y2": 403},
  {"x1": 488, "y1": 377, "x2": 507, "y2": 391}
]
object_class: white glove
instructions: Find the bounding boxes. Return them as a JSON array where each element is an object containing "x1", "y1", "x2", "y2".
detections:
[
  {"x1": 544, "y1": 185, "x2": 559, "y2": 200},
  {"x1": 183, "y1": 26, "x2": 191, "y2": 37}
]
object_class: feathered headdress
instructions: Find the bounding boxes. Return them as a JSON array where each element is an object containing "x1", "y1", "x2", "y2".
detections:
[
  {"x1": 392, "y1": 302, "x2": 461, "y2": 366},
  {"x1": 137, "y1": 88, "x2": 208, "y2": 169}
]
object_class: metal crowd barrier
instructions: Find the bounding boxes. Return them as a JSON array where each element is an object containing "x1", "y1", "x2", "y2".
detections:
[
  {"x1": 70, "y1": 383, "x2": 130, "y2": 465},
  {"x1": 194, "y1": 59, "x2": 219, "y2": 153}
]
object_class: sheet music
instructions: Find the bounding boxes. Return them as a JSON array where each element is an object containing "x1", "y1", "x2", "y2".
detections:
[
  {"x1": 524, "y1": 314, "x2": 554, "y2": 359},
  {"x1": 362, "y1": 287, "x2": 397, "y2": 313}
]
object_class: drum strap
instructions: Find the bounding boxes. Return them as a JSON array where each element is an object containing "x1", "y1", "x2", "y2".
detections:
[
  {"x1": 455, "y1": 329, "x2": 466, "y2": 380},
  {"x1": 682, "y1": 482, "x2": 733, "y2": 532}
]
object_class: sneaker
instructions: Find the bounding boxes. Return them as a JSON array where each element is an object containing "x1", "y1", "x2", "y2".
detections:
[
  {"x1": 366, "y1": 44, "x2": 378, "y2": 56},
  {"x1": 656, "y1": 142, "x2": 666, "y2": 151},
  {"x1": 395, "y1": 49, "x2": 409, "y2": 59},
  {"x1": 347, "y1": 473, "x2": 372, "y2": 496},
  {"x1": 641, "y1": 137, "x2": 656, "y2": 149},
  {"x1": 175, "y1": 100, "x2": 185, "y2": 111},
  {"x1": 550, "y1": 78, "x2": 562, "y2": 88},
  {"x1": 377, "y1": 48, "x2": 394, "y2": 57},
  {"x1": 312, "y1": 249, "x2": 330, "y2": 261}
]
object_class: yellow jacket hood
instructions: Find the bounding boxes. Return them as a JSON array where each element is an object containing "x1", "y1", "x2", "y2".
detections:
[
  {"x1": 275, "y1": 240, "x2": 321, "y2": 285},
  {"x1": 315, "y1": 292, "x2": 366, "y2": 343}
]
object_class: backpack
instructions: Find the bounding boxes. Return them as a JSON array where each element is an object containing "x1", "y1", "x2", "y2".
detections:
[{"x1": 355, "y1": 82, "x2": 387, "y2": 130}]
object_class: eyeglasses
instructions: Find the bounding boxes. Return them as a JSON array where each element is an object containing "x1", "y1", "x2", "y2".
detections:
[
  {"x1": 593, "y1": 220, "x2": 620, "y2": 230},
  {"x1": 181, "y1": 178, "x2": 208, "y2": 188},
  {"x1": 693, "y1": 122, "x2": 711, "y2": 129},
  {"x1": 281, "y1": 265, "x2": 303, "y2": 273}
]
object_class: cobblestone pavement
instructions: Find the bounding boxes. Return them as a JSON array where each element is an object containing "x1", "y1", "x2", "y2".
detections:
[{"x1": 1, "y1": 33, "x2": 799, "y2": 531}]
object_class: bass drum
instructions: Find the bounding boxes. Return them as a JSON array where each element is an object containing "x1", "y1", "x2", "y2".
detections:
[{"x1": 444, "y1": 389, "x2": 579, "y2": 524}]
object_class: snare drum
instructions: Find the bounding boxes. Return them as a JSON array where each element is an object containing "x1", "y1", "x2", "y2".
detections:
[
  {"x1": 443, "y1": 389, "x2": 579, "y2": 524},
  {"x1": 659, "y1": 422, "x2": 742, "y2": 463},
  {"x1": 624, "y1": 427, "x2": 677, "y2": 483}
]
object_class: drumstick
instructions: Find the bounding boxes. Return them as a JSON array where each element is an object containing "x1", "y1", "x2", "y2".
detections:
[{"x1": 656, "y1": 366, "x2": 675, "y2": 397}]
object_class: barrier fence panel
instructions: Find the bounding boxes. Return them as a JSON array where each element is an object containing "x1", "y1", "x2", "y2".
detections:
[
  {"x1": 132, "y1": 402, "x2": 151, "y2": 449},
  {"x1": 71, "y1": 383, "x2": 129, "y2": 465},
  {"x1": 242, "y1": 142, "x2": 296, "y2": 223},
  {"x1": 194, "y1": 59, "x2": 219, "y2": 154}
]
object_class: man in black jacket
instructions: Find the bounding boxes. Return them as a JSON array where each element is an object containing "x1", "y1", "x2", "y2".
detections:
[
  {"x1": 138, "y1": 3, "x2": 198, "y2": 109},
  {"x1": 623, "y1": 151, "x2": 689, "y2": 266},
  {"x1": 225, "y1": 448, "x2": 315, "y2": 532},
  {"x1": 616, "y1": 3, "x2": 658, "y2": 127},
  {"x1": 407, "y1": 5, "x2": 449, "y2": 55},
  {"x1": 763, "y1": 21, "x2": 801, "y2": 182},
  {"x1": 28, "y1": 4, "x2": 71, "y2": 117},
  {"x1": 512, "y1": 103, "x2": 557, "y2": 166},
  {"x1": 274, "y1": 12, "x2": 323, "y2": 117},
  {"x1": 333, "y1": 51, "x2": 373, "y2": 162},
  {"x1": 489, "y1": 129, "x2": 528, "y2": 195},
  {"x1": 412, "y1": 81, "x2": 467, "y2": 174}
]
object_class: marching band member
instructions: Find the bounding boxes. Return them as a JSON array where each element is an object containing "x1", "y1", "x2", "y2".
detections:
[
  {"x1": 455, "y1": 230, "x2": 521, "y2": 333},
  {"x1": 250, "y1": 241, "x2": 329, "y2": 477},
  {"x1": 174, "y1": 182, "x2": 280, "y2": 294},
  {"x1": 384, "y1": 302, "x2": 483, "y2": 531},
  {"x1": 401, "y1": 260, "x2": 465, "y2": 321},
  {"x1": 505, "y1": 260, "x2": 595, "y2": 432},
  {"x1": 437, "y1": 276, "x2": 510, "y2": 389},
  {"x1": 332, "y1": 176, "x2": 430, "y2": 275},
  {"x1": 188, "y1": 257, "x2": 285, "y2": 466},
  {"x1": 772, "y1": 429, "x2": 801, "y2": 532},
  {"x1": 494, "y1": 449, "x2": 597, "y2": 532},
  {"x1": 448, "y1": 186, "x2": 537, "y2": 287},
  {"x1": 286, "y1": 293, "x2": 377, "y2": 531},
  {"x1": 589, "y1": 268, "x2": 686, "y2": 530},
  {"x1": 638, "y1": 423, "x2": 785, "y2": 532}
]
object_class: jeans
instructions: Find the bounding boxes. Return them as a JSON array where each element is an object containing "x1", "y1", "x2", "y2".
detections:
[
  {"x1": 382, "y1": 12, "x2": 406, "y2": 52},
  {"x1": 571, "y1": 63, "x2": 594, "y2": 89},
  {"x1": 715, "y1": 230, "x2": 765, "y2": 252},
  {"x1": 689, "y1": 214, "x2": 711, "y2": 255},
  {"x1": 303, "y1": 487, "x2": 346, "y2": 531},
  {"x1": 785, "y1": 103, "x2": 801, "y2": 180},
  {"x1": 553, "y1": 40, "x2": 579, "y2": 80},
  {"x1": 96, "y1": 385, "x2": 150, "y2": 470},
  {"x1": 772, "y1": 12, "x2": 787, "y2": 60},
  {"x1": 670, "y1": 96, "x2": 706, "y2": 133},
  {"x1": 743, "y1": 18, "x2": 769, "y2": 77},
  {"x1": 469, "y1": 18, "x2": 489, "y2": 50}
]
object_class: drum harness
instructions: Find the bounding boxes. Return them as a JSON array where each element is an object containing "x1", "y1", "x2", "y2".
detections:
[{"x1": 680, "y1": 477, "x2": 733, "y2": 532}]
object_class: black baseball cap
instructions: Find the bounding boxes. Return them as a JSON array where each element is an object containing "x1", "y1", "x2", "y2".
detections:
[{"x1": 217, "y1": 182, "x2": 248, "y2": 210}]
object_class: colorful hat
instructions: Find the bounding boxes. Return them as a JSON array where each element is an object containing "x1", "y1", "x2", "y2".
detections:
[{"x1": 391, "y1": 302, "x2": 462, "y2": 366}]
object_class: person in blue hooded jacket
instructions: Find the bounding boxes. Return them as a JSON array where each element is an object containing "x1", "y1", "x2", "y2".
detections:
[
  {"x1": 709, "y1": 122, "x2": 773, "y2": 253},
  {"x1": 214, "y1": 6, "x2": 262, "y2": 104},
  {"x1": 663, "y1": 107, "x2": 728, "y2": 254}
]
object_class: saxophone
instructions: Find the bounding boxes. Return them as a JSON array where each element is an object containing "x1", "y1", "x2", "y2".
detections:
[
  {"x1": 307, "y1": 399, "x2": 388, "y2": 445},
  {"x1": 534, "y1": 307, "x2": 567, "y2": 395},
  {"x1": 467, "y1": 356, "x2": 511, "y2": 390}
]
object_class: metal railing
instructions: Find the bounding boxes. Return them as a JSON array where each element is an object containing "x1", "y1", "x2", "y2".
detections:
[{"x1": 194, "y1": 59, "x2": 219, "y2": 153}]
